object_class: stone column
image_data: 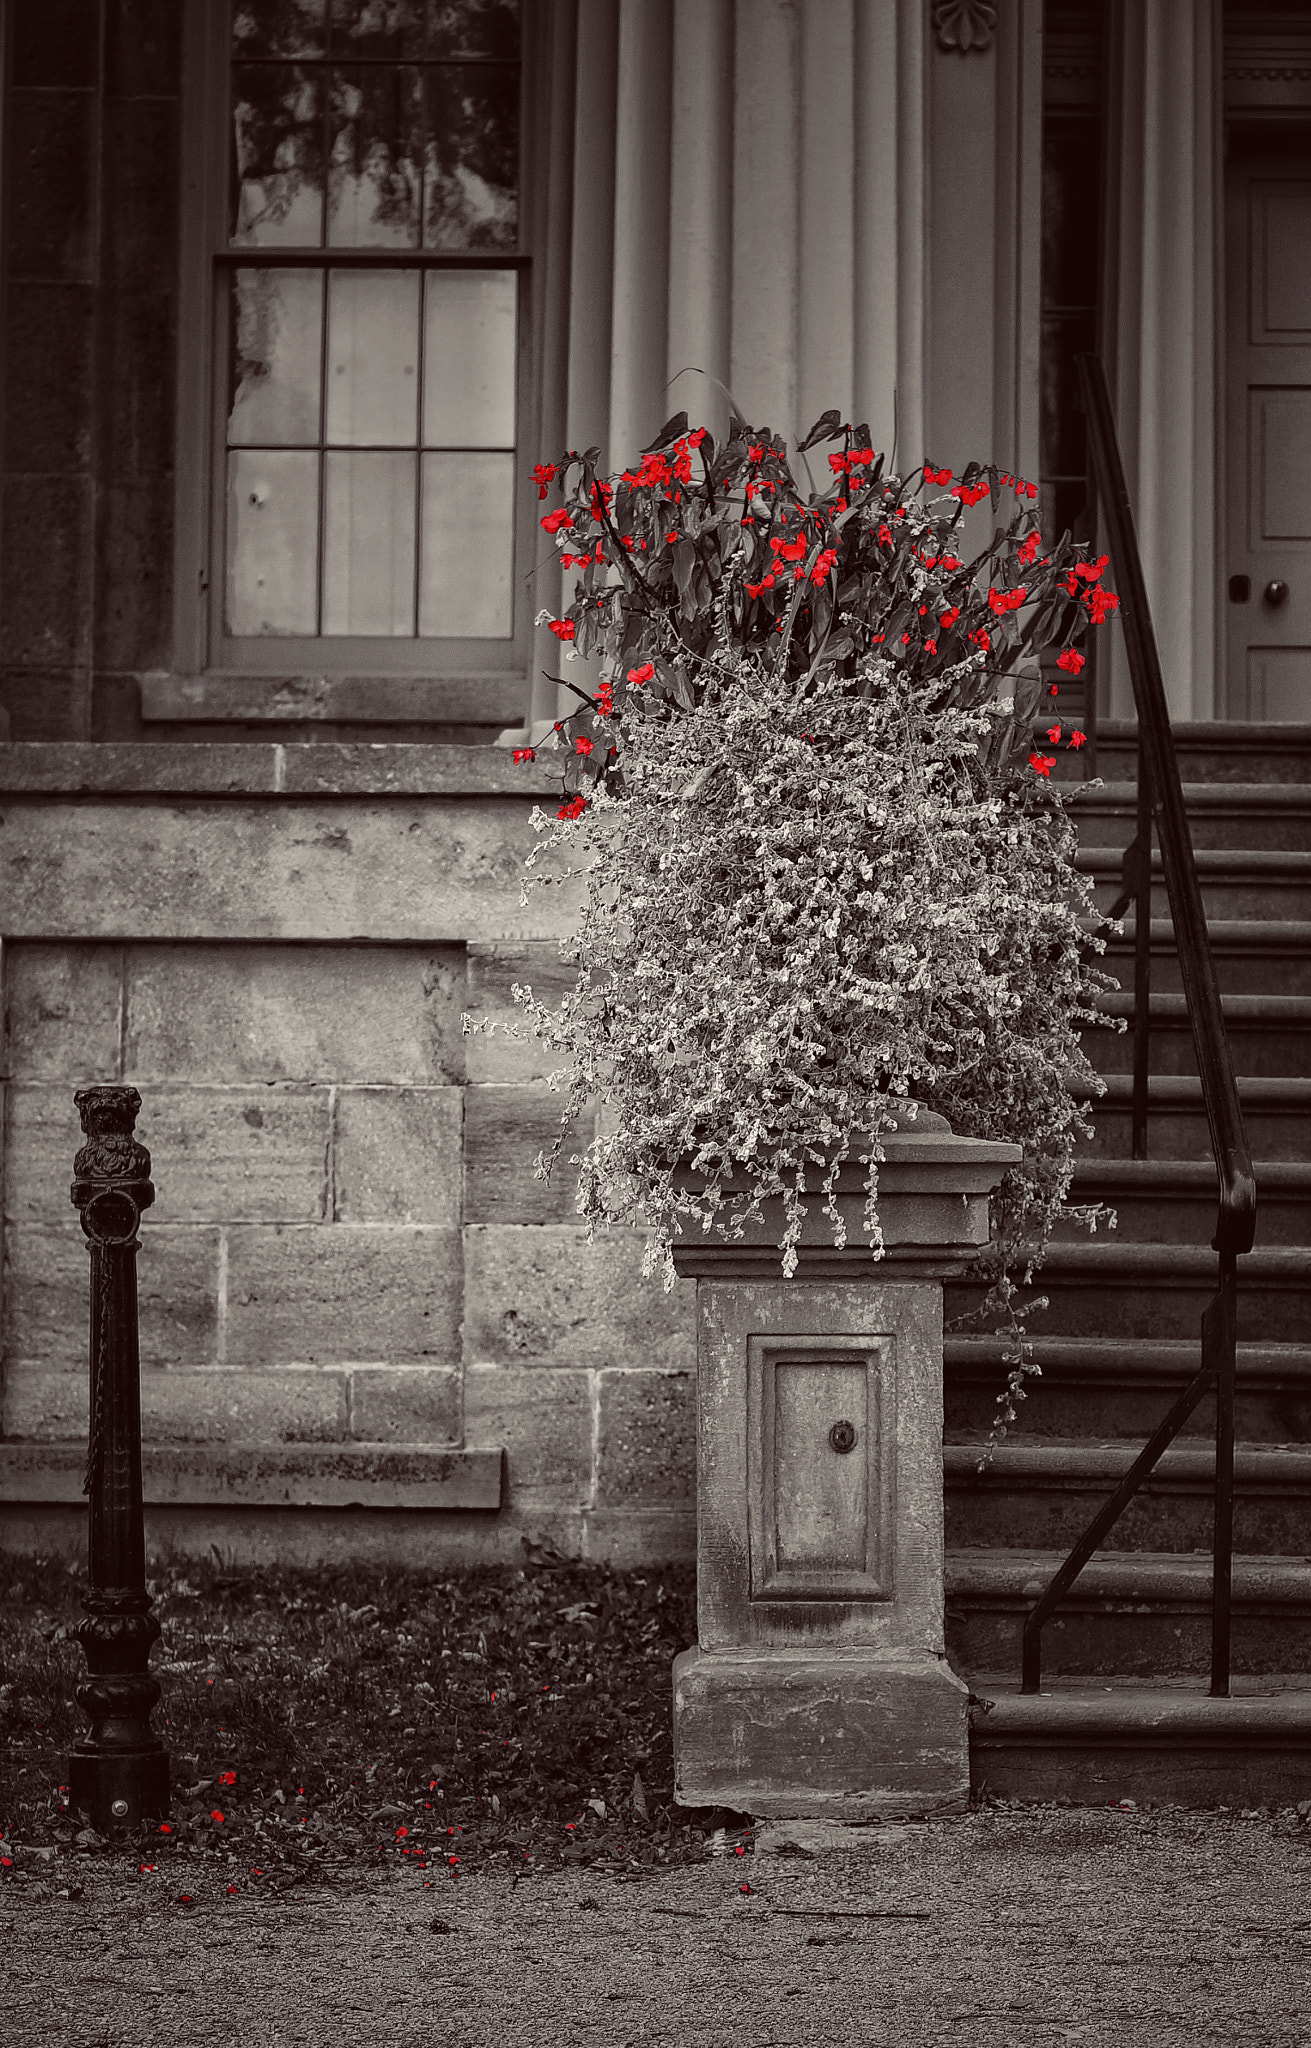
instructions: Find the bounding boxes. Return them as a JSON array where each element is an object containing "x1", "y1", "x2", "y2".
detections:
[{"x1": 671, "y1": 1110, "x2": 1019, "y2": 1821}]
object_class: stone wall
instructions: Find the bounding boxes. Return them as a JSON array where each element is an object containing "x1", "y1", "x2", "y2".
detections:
[{"x1": 0, "y1": 747, "x2": 697, "y2": 1565}]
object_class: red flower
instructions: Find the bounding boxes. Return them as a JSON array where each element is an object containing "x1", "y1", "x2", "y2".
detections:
[
  {"x1": 748, "y1": 443, "x2": 765, "y2": 460},
  {"x1": 925, "y1": 464, "x2": 952, "y2": 485},
  {"x1": 627, "y1": 661, "x2": 654, "y2": 684},
  {"x1": 988, "y1": 584, "x2": 1026, "y2": 616},
  {"x1": 219, "y1": 1770, "x2": 236, "y2": 1786},
  {"x1": 940, "y1": 607, "x2": 960, "y2": 631},
  {"x1": 951, "y1": 480, "x2": 991, "y2": 508},
  {"x1": 211, "y1": 1810, "x2": 225, "y2": 1824},
  {"x1": 532, "y1": 461, "x2": 558, "y2": 500},
  {"x1": 575, "y1": 736, "x2": 594, "y2": 756},
  {"x1": 548, "y1": 619, "x2": 576, "y2": 641},
  {"x1": 1017, "y1": 531, "x2": 1042, "y2": 567},
  {"x1": 1046, "y1": 724, "x2": 1062, "y2": 743},
  {"x1": 513, "y1": 747, "x2": 536, "y2": 764},
  {"x1": 1086, "y1": 587, "x2": 1119, "y2": 625},
  {"x1": 557, "y1": 795, "x2": 587, "y2": 821},
  {"x1": 665, "y1": 530, "x2": 679, "y2": 543},
  {"x1": 396, "y1": 1826, "x2": 409, "y2": 1838},
  {"x1": 925, "y1": 639, "x2": 937, "y2": 655},
  {"x1": 1029, "y1": 753, "x2": 1056, "y2": 777},
  {"x1": 540, "y1": 508, "x2": 573, "y2": 534},
  {"x1": 877, "y1": 523, "x2": 893, "y2": 546},
  {"x1": 159, "y1": 1823, "x2": 173, "y2": 1833},
  {"x1": 1056, "y1": 647, "x2": 1085, "y2": 675},
  {"x1": 1068, "y1": 729, "x2": 1087, "y2": 748}
]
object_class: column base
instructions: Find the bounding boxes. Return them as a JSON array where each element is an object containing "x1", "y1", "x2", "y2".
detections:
[
  {"x1": 672, "y1": 1645, "x2": 970, "y2": 1821},
  {"x1": 69, "y1": 1745, "x2": 170, "y2": 1832}
]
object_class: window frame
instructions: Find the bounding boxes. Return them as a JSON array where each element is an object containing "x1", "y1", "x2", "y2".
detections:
[{"x1": 173, "y1": 0, "x2": 552, "y2": 688}]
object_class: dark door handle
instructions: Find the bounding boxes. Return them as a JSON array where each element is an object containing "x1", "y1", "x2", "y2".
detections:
[{"x1": 1265, "y1": 579, "x2": 1290, "y2": 606}]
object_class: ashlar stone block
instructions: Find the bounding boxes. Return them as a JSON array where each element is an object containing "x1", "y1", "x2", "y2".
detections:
[
  {"x1": 224, "y1": 1223, "x2": 461, "y2": 1365},
  {"x1": 595, "y1": 1369, "x2": 695, "y2": 1507},
  {"x1": 463, "y1": 1363, "x2": 592, "y2": 1504},
  {"x1": 349, "y1": 1365, "x2": 461, "y2": 1445},
  {"x1": 333, "y1": 1087, "x2": 461, "y2": 1225},
  {"x1": 462, "y1": 1225, "x2": 695, "y2": 1370}
]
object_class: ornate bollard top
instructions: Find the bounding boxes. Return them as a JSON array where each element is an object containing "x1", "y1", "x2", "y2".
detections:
[{"x1": 71, "y1": 1086, "x2": 154, "y2": 1244}]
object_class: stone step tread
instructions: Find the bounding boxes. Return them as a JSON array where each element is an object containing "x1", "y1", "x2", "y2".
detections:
[
  {"x1": 1091, "y1": 993, "x2": 1311, "y2": 1019},
  {"x1": 1104, "y1": 919, "x2": 1311, "y2": 945},
  {"x1": 958, "y1": 1241, "x2": 1311, "y2": 1277},
  {"x1": 966, "y1": 1684, "x2": 1311, "y2": 1739},
  {"x1": 1079, "y1": 847, "x2": 1311, "y2": 873},
  {"x1": 1070, "y1": 1157, "x2": 1311, "y2": 1187},
  {"x1": 1093, "y1": 1073, "x2": 1311, "y2": 1102},
  {"x1": 946, "y1": 1548, "x2": 1311, "y2": 1602},
  {"x1": 946, "y1": 1334, "x2": 1311, "y2": 1364},
  {"x1": 1078, "y1": 784, "x2": 1311, "y2": 808},
  {"x1": 943, "y1": 1440, "x2": 1311, "y2": 1484}
]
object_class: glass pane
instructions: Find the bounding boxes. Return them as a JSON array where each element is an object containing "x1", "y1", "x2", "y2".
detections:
[
  {"x1": 422, "y1": 269, "x2": 515, "y2": 445},
  {"x1": 228, "y1": 269, "x2": 324, "y2": 446},
  {"x1": 328, "y1": 0, "x2": 519, "y2": 58},
  {"x1": 226, "y1": 450, "x2": 320, "y2": 634},
  {"x1": 324, "y1": 269, "x2": 420, "y2": 444},
  {"x1": 419, "y1": 450, "x2": 513, "y2": 635},
  {"x1": 232, "y1": 65, "x2": 325, "y2": 246},
  {"x1": 328, "y1": 66, "x2": 423, "y2": 247},
  {"x1": 423, "y1": 64, "x2": 518, "y2": 249},
  {"x1": 328, "y1": 0, "x2": 426, "y2": 56},
  {"x1": 233, "y1": 0, "x2": 327, "y2": 56},
  {"x1": 323, "y1": 451, "x2": 417, "y2": 633}
]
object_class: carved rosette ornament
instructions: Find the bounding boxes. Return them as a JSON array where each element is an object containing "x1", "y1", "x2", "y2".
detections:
[
  {"x1": 932, "y1": 0, "x2": 997, "y2": 53},
  {"x1": 67, "y1": 1087, "x2": 169, "y2": 1832}
]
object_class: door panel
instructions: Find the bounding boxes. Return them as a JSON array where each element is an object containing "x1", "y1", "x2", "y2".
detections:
[{"x1": 1227, "y1": 164, "x2": 1311, "y2": 715}]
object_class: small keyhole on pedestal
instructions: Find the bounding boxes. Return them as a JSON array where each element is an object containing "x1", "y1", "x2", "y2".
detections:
[{"x1": 828, "y1": 1419, "x2": 857, "y2": 1454}]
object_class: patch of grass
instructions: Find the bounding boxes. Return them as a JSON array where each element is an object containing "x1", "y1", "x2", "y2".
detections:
[{"x1": 0, "y1": 1549, "x2": 745, "y2": 1893}]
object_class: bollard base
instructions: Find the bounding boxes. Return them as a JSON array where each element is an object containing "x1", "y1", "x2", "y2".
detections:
[
  {"x1": 672, "y1": 1645, "x2": 970, "y2": 1820},
  {"x1": 70, "y1": 1746, "x2": 170, "y2": 1833}
]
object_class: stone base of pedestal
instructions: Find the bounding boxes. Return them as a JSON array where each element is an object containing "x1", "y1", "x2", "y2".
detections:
[{"x1": 673, "y1": 1646, "x2": 970, "y2": 1820}]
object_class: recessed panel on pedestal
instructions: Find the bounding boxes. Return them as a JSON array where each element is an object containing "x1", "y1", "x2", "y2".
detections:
[{"x1": 748, "y1": 1335, "x2": 893, "y2": 1602}]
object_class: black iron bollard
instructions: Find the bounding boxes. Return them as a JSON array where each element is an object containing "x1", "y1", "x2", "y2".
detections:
[{"x1": 67, "y1": 1086, "x2": 169, "y2": 1832}]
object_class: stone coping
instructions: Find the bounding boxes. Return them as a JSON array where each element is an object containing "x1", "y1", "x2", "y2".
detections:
[
  {"x1": 0, "y1": 1441, "x2": 505, "y2": 1511},
  {"x1": 0, "y1": 743, "x2": 561, "y2": 798}
]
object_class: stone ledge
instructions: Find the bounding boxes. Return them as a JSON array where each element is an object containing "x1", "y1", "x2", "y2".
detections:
[
  {"x1": 0, "y1": 1441, "x2": 504, "y2": 1510},
  {"x1": 139, "y1": 673, "x2": 528, "y2": 727},
  {"x1": 0, "y1": 742, "x2": 560, "y2": 798}
]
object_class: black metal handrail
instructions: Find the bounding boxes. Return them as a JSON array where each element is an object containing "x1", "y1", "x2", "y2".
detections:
[{"x1": 1020, "y1": 356, "x2": 1257, "y2": 1698}]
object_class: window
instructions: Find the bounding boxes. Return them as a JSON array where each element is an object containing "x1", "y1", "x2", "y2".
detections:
[{"x1": 179, "y1": 0, "x2": 541, "y2": 684}]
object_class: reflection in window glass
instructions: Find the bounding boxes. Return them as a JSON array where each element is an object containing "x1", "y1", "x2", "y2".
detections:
[
  {"x1": 419, "y1": 450, "x2": 514, "y2": 635},
  {"x1": 231, "y1": 65, "x2": 325, "y2": 245},
  {"x1": 325, "y1": 269, "x2": 421, "y2": 445},
  {"x1": 327, "y1": 66, "x2": 423, "y2": 246},
  {"x1": 423, "y1": 64, "x2": 518, "y2": 248},
  {"x1": 224, "y1": 0, "x2": 521, "y2": 641},
  {"x1": 227, "y1": 449, "x2": 320, "y2": 633},
  {"x1": 233, "y1": 0, "x2": 327, "y2": 58},
  {"x1": 228, "y1": 269, "x2": 324, "y2": 446},
  {"x1": 323, "y1": 450, "x2": 417, "y2": 633},
  {"x1": 422, "y1": 269, "x2": 515, "y2": 446}
]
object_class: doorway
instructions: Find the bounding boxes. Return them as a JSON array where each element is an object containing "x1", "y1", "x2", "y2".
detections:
[{"x1": 1225, "y1": 128, "x2": 1311, "y2": 719}]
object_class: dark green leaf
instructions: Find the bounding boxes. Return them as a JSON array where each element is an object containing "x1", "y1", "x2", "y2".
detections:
[
  {"x1": 798, "y1": 408, "x2": 843, "y2": 453},
  {"x1": 642, "y1": 412, "x2": 689, "y2": 453}
]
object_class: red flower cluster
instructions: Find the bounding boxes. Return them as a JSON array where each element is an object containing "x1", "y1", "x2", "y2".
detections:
[
  {"x1": 532, "y1": 462, "x2": 558, "y2": 500},
  {"x1": 924, "y1": 464, "x2": 953, "y2": 485},
  {"x1": 557, "y1": 794, "x2": 587, "y2": 821},
  {"x1": 541, "y1": 508, "x2": 573, "y2": 535},
  {"x1": 548, "y1": 619, "x2": 576, "y2": 641},
  {"x1": 1028, "y1": 753, "x2": 1056, "y2": 777},
  {"x1": 952, "y1": 480, "x2": 991, "y2": 508},
  {"x1": 1056, "y1": 647, "x2": 1085, "y2": 676},
  {"x1": 627, "y1": 661, "x2": 654, "y2": 685},
  {"x1": 810, "y1": 545, "x2": 839, "y2": 585},
  {"x1": 513, "y1": 747, "x2": 535, "y2": 764},
  {"x1": 988, "y1": 584, "x2": 1027, "y2": 617}
]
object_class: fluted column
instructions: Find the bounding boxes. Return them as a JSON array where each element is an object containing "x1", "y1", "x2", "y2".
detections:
[{"x1": 1104, "y1": 0, "x2": 1222, "y2": 721}]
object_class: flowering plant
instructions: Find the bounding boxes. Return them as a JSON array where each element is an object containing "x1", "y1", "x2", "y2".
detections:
[{"x1": 504, "y1": 411, "x2": 1120, "y2": 1436}]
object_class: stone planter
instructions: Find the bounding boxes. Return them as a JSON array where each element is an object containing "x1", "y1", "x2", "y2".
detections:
[{"x1": 670, "y1": 1109, "x2": 1020, "y2": 1820}]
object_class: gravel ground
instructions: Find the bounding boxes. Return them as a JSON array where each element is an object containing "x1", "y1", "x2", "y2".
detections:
[{"x1": 5, "y1": 1806, "x2": 1311, "y2": 2048}]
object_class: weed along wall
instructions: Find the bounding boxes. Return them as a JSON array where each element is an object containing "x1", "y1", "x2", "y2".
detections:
[{"x1": 0, "y1": 747, "x2": 697, "y2": 1569}]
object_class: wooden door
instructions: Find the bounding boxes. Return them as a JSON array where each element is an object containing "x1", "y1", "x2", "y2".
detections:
[{"x1": 1226, "y1": 143, "x2": 1311, "y2": 719}]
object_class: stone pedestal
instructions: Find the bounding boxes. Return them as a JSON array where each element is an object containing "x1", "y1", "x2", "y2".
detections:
[{"x1": 671, "y1": 1112, "x2": 1020, "y2": 1820}]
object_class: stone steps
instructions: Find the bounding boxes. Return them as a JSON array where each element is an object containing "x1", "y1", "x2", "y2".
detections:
[
  {"x1": 967, "y1": 1678, "x2": 1311, "y2": 1805},
  {"x1": 945, "y1": 1548, "x2": 1311, "y2": 1676},
  {"x1": 951, "y1": 734, "x2": 1311, "y2": 1802}
]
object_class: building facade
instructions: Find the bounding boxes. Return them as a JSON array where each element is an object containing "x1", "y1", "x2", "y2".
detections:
[{"x1": 0, "y1": 0, "x2": 1301, "y2": 1566}]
